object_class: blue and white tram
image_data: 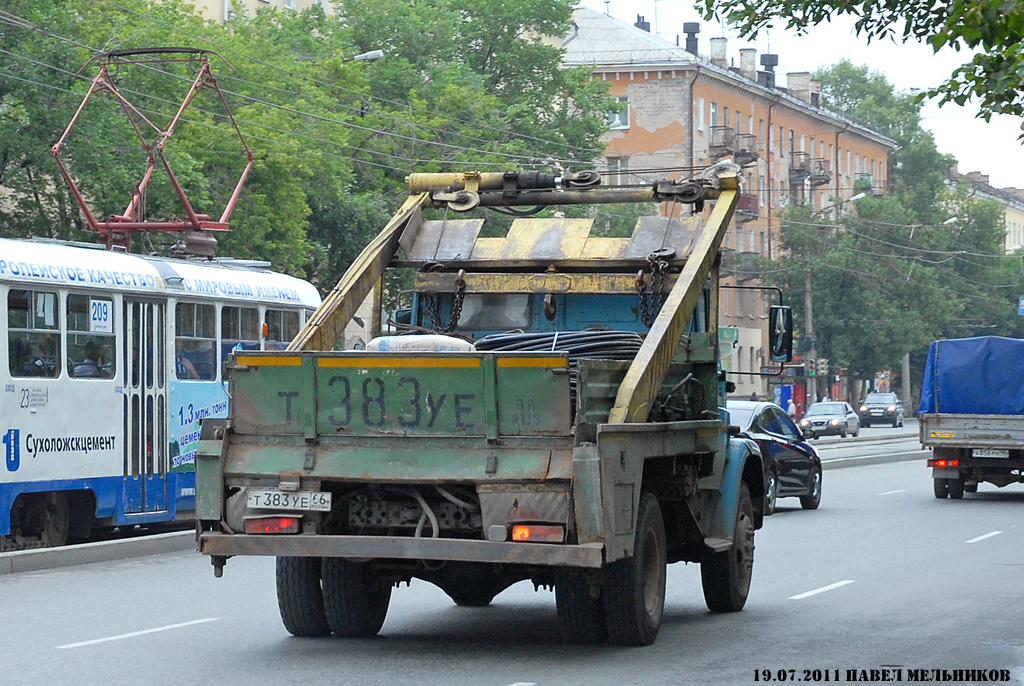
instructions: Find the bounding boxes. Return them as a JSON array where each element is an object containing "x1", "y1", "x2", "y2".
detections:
[{"x1": 1, "y1": 237, "x2": 321, "y2": 549}]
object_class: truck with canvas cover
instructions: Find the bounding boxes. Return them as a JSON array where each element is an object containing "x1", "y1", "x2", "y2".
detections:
[
  {"x1": 195, "y1": 168, "x2": 792, "y2": 645},
  {"x1": 919, "y1": 336, "x2": 1024, "y2": 498}
]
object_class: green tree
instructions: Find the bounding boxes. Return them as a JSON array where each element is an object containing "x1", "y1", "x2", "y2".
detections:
[{"x1": 700, "y1": 0, "x2": 1024, "y2": 125}]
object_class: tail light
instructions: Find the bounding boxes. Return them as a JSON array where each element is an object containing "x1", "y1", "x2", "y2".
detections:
[
  {"x1": 928, "y1": 458, "x2": 960, "y2": 468},
  {"x1": 244, "y1": 516, "x2": 301, "y2": 534},
  {"x1": 511, "y1": 524, "x2": 564, "y2": 543}
]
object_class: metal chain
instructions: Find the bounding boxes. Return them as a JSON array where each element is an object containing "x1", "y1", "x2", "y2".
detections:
[
  {"x1": 638, "y1": 252, "x2": 668, "y2": 327},
  {"x1": 424, "y1": 270, "x2": 466, "y2": 333}
]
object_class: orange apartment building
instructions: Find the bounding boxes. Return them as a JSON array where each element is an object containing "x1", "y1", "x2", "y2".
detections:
[{"x1": 564, "y1": 8, "x2": 895, "y2": 400}]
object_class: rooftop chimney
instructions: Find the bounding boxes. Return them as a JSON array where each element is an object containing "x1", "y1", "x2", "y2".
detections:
[
  {"x1": 787, "y1": 72, "x2": 812, "y2": 103},
  {"x1": 739, "y1": 48, "x2": 756, "y2": 80},
  {"x1": 757, "y1": 53, "x2": 778, "y2": 88},
  {"x1": 683, "y1": 22, "x2": 700, "y2": 55},
  {"x1": 710, "y1": 37, "x2": 728, "y2": 67},
  {"x1": 810, "y1": 79, "x2": 822, "y2": 108},
  {"x1": 635, "y1": 14, "x2": 650, "y2": 32}
]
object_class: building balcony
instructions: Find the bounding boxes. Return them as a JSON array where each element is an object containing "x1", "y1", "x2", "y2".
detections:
[
  {"x1": 735, "y1": 193, "x2": 759, "y2": 223},
  {"x1": 809, "y1": 158, "x2": 832, "y2": 187},
  {"x1": 789, "y1": 151, "x2": 810, "y2": 180},
  {"x1": 709, "y1": 126, "x2": 736, "y2": 159},
  {"x1": 734, "y1": 133, "x2": 760, "y2": 166}
]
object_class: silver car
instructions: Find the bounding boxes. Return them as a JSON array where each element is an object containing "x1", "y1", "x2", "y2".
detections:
[{"x1": 798, "y1": 401, "x2": 860, "y2": 438}]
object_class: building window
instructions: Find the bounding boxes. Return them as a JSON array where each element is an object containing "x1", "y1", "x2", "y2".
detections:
[
  {"x1": 284, "y1": 0, "x2": 296, "y2": 8},
  {"x1": 606, "y1": 156, "x2": 629, "y2": 186},
  {"x1": 607, "y1": 96, "x2": 629, "y2": 130},
  {"x1": 697, "y1": 97, "x2": 705, "y2": 132},
  {"x1": 710, "y1": 102, "x2": 718, "y2": 128}
]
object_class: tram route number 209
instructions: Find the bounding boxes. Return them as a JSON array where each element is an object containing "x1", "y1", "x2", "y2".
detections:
[{"x1": 90, "y1": 298, "x2": 112, "y2": 334}]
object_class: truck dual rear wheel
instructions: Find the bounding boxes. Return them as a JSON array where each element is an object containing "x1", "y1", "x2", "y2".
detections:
[
  {"x1": 701, "y1": 482, "x2": 754, "y2": 613},
  {"x1": 276, "y1": 556, "x2": 331, "y2": 637},
  {"x1": 602, "y1": 492, "x2": 666, "y2": 646},
  {"x1": 947, "y1": 476, "x2": 966, "y2": 499},
  {"x1": 321, "y1": 558, "x2": 392, "y2": 637},
  {"x1": 933, "y1": 478, "x2": 949, "y2": 499}
]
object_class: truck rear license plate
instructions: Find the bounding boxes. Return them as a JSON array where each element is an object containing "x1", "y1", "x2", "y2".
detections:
[
  {"x1": 246, "y1": 490, "x2": 332, "y2": 511},
  {"x1": 973, "y1": 449, "x2": 1009, "y2": 458}
]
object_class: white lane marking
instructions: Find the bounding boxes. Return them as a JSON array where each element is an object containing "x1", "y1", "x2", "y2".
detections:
[
  {"x1": 55, "y1": 618, "x2": 219, "y2": 649},
  {"x1": 966, "y1": 531, "x2": 1003, "y2": 544},
  {"x1": 788, "y1": 580, "x2": 856, "y2": 600},
  {"x1": 878, "y1": 489, "x2": 906, "y2": 496},
  {"x1": 507, "y1": 683, "x2": 538, "y2": 686}
]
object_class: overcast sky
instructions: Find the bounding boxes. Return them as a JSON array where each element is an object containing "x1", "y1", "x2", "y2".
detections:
[{"x1": 580, "y1": 0, "x2": 1024, "y2": 190}]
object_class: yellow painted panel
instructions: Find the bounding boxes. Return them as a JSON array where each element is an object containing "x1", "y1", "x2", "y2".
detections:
[
  {"x1": 317, "y1": 357, "x2": 481, "y2": 369},
  {"x1": 503, "y1": 218, "x2": 594, "y2": 260},
  {"x1": 235, "y1": 355, "x2": 302, "y2": 367},
  {"x1": 469, "y1": 238, "x2": 506, "y2": 260},
  {"x1": 497, "y1": 357, "x2": 568, "y2": 368},
  {"x1": 580, "y1": 237, "x2": 630, "y2": 260}
]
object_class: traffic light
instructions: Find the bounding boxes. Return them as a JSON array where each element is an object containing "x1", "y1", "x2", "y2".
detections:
[
  {"x1": 817, "y1": 358, "x2": 829, "y2": 374},
  {"x1": 807, "y1": 358, "x2": 816, "y2": 376}
]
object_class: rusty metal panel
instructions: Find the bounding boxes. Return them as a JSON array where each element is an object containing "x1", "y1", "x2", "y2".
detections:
[
  {"x1": 501, "y1": 218, "x2": 594, "y2": 260},
  {"x1": 230, "y1": 353, "x2": 313, "y2": 435},
  {"x1": 310, "y1": 352, "x2": 571, "y2": 437},
  {"x1": 415, "y1": 272, "x2": 670, "y2": 295},
  {"x1": 626, "y1": 214, "x2": 702, "y2": 261},
  {"x1": 571, "y1": 443, "x2": 605, "y2": 544},
  {"x1": 400, "y1": 218, "x2": 484, "y2": 263},
  {"x1": 199, "y1": 532, "x2": 605, "y2": 567},
  {"x1": 495, "y1": 355, "x2": 572, "y2": 435},
  {"x1": 477, "y1": 483, "x2": 570, "y2": 530},
  {"x1": 224, "y1": 441, "x2": 554, "y2": 482},
  {"x1": 314, "y1": 353, "x2": 487, "y2": 437}
]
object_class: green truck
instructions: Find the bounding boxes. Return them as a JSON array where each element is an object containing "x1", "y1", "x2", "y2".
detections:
[{"x1": 195, "y1": 168, "x2": 791, "y2": 645}]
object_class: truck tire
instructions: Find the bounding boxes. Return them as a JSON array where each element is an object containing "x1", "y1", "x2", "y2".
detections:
[
  {"x1": 276, "y1": 557, "x2": 331, "y2": 637},
  {"x1": 933, "y1": 478, "x2": 949, "y2": 499},
  {"x1": 556, "y1": 570, "x2": 608, "y2": 644},
  {"x1": 948, "y1": 476, "x2": 965, "y2": 499},
  {"x1": 799, "y1": 467, "x2": 822, "y2": 510},
  {"x1": 764, "y1": 470, "x2": 778, "y2": 516},
  {"x1": 701, "y1": 482, "x2": 754, "y2": 613},
  {"x1": 321, "y1": 558, "x2": 391, "y2": 637},
  {"x1": 602, "y1": 492, "x2": 666, "y2": 646}
]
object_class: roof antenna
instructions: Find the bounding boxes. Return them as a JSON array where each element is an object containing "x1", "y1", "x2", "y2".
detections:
[{"x1": 605, "y1": 0, "x2": 610, "y2": 14}]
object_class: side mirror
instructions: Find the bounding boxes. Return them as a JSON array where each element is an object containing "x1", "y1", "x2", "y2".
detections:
[{"x1": 768, "y1": 305, "x2": 793, "y2": 362}]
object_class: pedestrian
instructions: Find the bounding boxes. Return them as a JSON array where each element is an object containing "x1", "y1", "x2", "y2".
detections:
[
  {"x1": 821, "y1": 394, "x2": 830, "y2": 402},
  {"x1": 749, "y1": 392, "x2": 758, "y2": 401},
  {"x1": 787, "y1": 398, "x2": 796, "y2": 418}
]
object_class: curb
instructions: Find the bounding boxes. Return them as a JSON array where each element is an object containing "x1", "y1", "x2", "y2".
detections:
[
  {"x1": 0, "y1": 530, "x2": 195, "y2": 575},
  {"x1": 821, "y1": 449, "x2": 928, "y2": 471}
]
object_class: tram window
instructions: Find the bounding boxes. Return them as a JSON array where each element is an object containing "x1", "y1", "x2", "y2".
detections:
[
  {"x1": 222, "y1": 305, "x2": 260, "y2": 360},
  {"x1": 175, "y1": 302, "x2": 216, "y2": 380},
  {"x1": 67, "y1": 294, "x2": 115, "y2": 379},
  {"x1": 8, "y1": 289, "x2": 60, "y2": 378},
  {"x1": 264, "y1": 309, "x2": 299, "y2": 350}
]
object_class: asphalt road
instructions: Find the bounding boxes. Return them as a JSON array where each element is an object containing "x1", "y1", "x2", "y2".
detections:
[{"x1": 3, "y1": 455, "x2": 1022, "y2": 685}]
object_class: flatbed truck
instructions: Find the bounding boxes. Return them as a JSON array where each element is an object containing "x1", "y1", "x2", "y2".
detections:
[{"x1": 195, "y1": 168, "x2": 791, "y2": 645}]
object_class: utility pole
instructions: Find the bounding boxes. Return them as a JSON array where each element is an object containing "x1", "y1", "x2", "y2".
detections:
[{"x1": 804, "y1": 192, "x2": 865, "y2": 404}]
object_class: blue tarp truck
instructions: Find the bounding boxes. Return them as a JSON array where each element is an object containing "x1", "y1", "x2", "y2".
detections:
[{"x1": 918, "y1": 336, "x2": 1024, "y2": 498}]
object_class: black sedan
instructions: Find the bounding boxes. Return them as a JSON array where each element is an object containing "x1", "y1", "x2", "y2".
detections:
[
  {"x1": 859, "y1": 392, "x2": 904, "y2": 428},
  {"x1": 727, "y1": 400, "x2": 823, "y2": 515}
]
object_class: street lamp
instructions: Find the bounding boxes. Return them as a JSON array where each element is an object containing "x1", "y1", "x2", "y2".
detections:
[
  {"x1": 343, "y1": 49, "x2": 384, "y2": 63},
  {"x1": 803, "y1": 192, "x2": 866, "y2": 401}
]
